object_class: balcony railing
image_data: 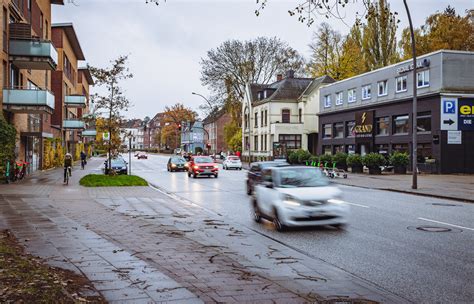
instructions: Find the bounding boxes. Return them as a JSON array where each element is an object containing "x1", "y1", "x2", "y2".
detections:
[
  {"x1": 2, "y1": 88, "x2": 55, "y2": 114},
  {"x1": 9, "y1": 39, "x2": 58, "y2": 70},
  {"x1": 65, "y1": 95, "x2": 87, "y2": 108},
  {"x1": 63, "y1": 120, "x2": 85, "y2": 130},
  {"x1": 82, "y1": 130, "x2": 97, "y2": 137}
]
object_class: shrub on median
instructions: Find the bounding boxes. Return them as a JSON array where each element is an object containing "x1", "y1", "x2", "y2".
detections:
[{"x1": 79, "y1": 174, "x2": 148, "y2": 187}]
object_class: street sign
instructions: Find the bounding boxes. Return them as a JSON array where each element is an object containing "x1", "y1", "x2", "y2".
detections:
[
  {"x1": 458, "y1": 98, "x2": 474, "y2": 131},
  {"x1": 102, "y1": 132, "x2": 110, "y2": 141},
  {"x1": 447, "y1": 131, "x2": 462, "y2": 144},
  {"x1": 440, "y1": 97, "x2": 458, "y2": 131}
]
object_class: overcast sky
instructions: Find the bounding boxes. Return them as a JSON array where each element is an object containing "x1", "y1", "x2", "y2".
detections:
[{"x1": 53, "y1": 0, "x2": 473, "y2": 119}]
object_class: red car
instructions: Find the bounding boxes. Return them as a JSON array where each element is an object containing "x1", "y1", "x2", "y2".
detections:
[{"x1": 187, "y1": 156, "x2": 219, "y2": 178}]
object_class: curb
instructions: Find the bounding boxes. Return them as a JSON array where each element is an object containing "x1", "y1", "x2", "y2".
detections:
[{"x1": 334, "y1": 182, "x2": 474, "y2": 204}]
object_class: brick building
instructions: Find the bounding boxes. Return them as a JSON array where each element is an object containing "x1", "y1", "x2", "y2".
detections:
[{"x1": 203, "y1": 108, "x2": 232, "y2": 154}]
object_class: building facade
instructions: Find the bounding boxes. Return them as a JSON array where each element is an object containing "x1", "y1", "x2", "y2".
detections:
[
  {"x1": 1, "y1": 0, "x2": 64, "y2": 173},
  {"x1": 202, "y1": 108, "x2": 232, "y2": 154},
  {"x1": 242, "y1": 71, "x2": 333, "y2": 161},
  {"x1": 181, "y1": 120, "x2": 205, "y2": 154},
  {"x1": 318, "y1": 50, "x2": 474, "y2": 174}
]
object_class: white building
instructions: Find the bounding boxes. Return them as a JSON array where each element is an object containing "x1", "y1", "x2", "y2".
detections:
[{"x1": 242, "y1": 71, "x2": 334, "y2": 161}]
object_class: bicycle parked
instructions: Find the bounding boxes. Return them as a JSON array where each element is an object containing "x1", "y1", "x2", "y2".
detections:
[{"x1": 13, "y1": 160, "x2": 28, "y2": 181}]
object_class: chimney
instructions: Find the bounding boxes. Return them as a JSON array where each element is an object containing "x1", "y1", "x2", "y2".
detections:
[
  {"x1": 286, "y1": 70, "x2": 295, "y2": 79},
  {"x1": 276, "y1": 74, "x2": 283, "y2": 81}
]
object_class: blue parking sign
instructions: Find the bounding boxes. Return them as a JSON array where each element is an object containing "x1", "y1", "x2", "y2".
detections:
[{"x1": 443, "y1": 100, "x2": 456, "y2": 114}]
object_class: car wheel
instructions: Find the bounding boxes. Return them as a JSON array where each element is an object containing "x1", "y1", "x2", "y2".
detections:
[
  {"x1": 332, "y1": 223, "x2": 347, "y2": 230},
  {"x1": 272, "y1": 209, "x2": 286, "y2": 232},
  {"x1": 214, "y1": 174, "x2": 218, "y2": 178},
  {"x1": 253, "y1": 199, "x2": 262, "y2": 223},
  {"x1": 246, "y1": 182, "x2": 252, "y2": 195},
  {"x1": 188, "y1": 171, "x2": 191, "y2": 177},
  {"x1": 167, "y1": 166, "x2": 169, "y2": 172},
  {"x1": 193, "y1": 173, "x2": 197, "y2": 178}
]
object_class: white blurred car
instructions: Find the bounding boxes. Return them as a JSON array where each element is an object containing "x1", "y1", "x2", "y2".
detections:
[
  {"x1": 223, "y1": 156, "x2": 242, "y2": 170},
  {"x1": 253, "y1": 166, "x2": 349, "y2": 231}
]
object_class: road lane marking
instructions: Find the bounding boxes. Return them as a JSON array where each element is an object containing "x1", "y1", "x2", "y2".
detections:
[
  {"x1": 345, "y1": 202, "x2": 369, "y2": 208},
  {"x1": 418, "y1": 217, "x2": 474, "y2": 231}
]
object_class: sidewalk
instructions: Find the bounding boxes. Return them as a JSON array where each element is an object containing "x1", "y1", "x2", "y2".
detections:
[
  {"x1": 333, "y1": 173, "x2": 474, "y2": 202},
  {"x1": 0, "y1": 158, "x2": 407, "y2": 303}
]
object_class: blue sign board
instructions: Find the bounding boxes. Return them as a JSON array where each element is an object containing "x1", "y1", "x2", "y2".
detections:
[{"x1": 458, "y1": 98, "x2": 474, "y2": 131}]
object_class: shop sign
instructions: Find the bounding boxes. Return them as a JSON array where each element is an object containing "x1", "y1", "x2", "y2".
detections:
[
  {"x1": 440, "y1": 97, "x2": 458, "y2": 131},
  {"x1": 458, "y1": 98, "x2": 474, "y2": 131},
  {"x1": 102, "y1": 132, "x2": 110, "y2": 141},
  {"x1": 447, "y1": 131, "x2": 462, "y2": 144},
  {"x1": 354, "y1": 111, "x2": 374, "y2": 138},
  {"x1": 396, "y1": 58, "x2": 430, "y2": 74}
]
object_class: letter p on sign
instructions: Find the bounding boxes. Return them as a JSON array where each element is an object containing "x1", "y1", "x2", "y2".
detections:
[{"x1": 444, "y1": 100, "x2": 456, "y2": 114}]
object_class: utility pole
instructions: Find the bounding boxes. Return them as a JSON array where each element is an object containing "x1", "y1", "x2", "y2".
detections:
[{"x1": 403, "y1": 0, "x2": 418, "y2": 189}]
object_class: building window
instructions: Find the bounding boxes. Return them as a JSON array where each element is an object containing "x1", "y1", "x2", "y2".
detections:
[
  {"x1": 392, "y1": 143, "x2": 409, "y2": 154},
  {"x1": 264, "y1": 134, "x2": 267, "y2": 150},
  {"x1": 3, "y1": 8, "x2": 7, "y2": 52},
  {"x1": 346, "y1": 121, "x2": 355, "y2": 137},
  {"x1": 244, "y1": 113, "x2": 248, "y2": 129},
  {"x1": 417, "y1": 70, "x2": 430, "y2": 88},
  {"x1": 393, "y1": 114, "x2": 409, "y2": 134},
  {"x1": 279, "y1": 134, "x2": 301, "y2": 149},
  {"x1": 346, "y1": 144, "x2": 355, "y2": 154},
  {"x1": 362, "y1": 84, "x2": 371, "y2": 100},
  {"x1": 244, "y1": 136, "x2": 249, "y2": 149},
  {"x1": 254, "y1": 112, "x2": 258, "y2": 127},
  {"x1": 336, "y1": 92, "x2": 343, "y2": 105},
  {"x1": 261, "y1": 111, "x2": 264, "y2": 126},
  {"x1": 376, "y1": 116, "x2": 390, "y2": 136},
  {"x1": 261, "y1": 135, "x2": 264, "y2": 151},
  {"x1": 333, "y1": 145, "x2": 344, "y2": 154},
  {"x1": 396, "y1": 76, "x2": 407, "y2": 93},
  {"x1": 348, "y1": 88, "x2": 356, "y2": 103},
  {"x1": 282, "y1": 109, "x2": 290, "y2": 123},
  {"x1": 264, "y1": 110, "x2": 268, "y2": 126},
  {"x1": 324, "y1": 95, "x2": 331, "y2": 108},
  {"x1": 417, "y1": 143, "x2": 432, "y2": 163},
  {"x1": 323, "y1": 146, "x2": 332, "y2": 155},
  {"x1": 333, "y1": 122, "x2": 344, "y2": 138},
  {"x1": 323, "y1": 124, "x2": 332, "y2": 139},
  {"x1": 417, "y1": 111, "x2": 431, "y2": 133},
  {"x1": 254, "y1": 135, "x2": 258, "y2": 151},
  {"x1": 375, "y1": 144, "x2": 389, "y2": 155},
  {"x1": 298, "y1": 108, "x2": 302, "y2": 123},
  {"x1": 378, "y1": 80, "x2": 388, "y2": 96}
]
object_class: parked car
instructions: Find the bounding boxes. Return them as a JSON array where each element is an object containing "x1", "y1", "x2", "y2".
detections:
[
  {"x1": 105, "y1": 158, "x2": 128, "y2": 175},
  {"x1": 137, "y1": 152, "x2": 148, "y2": 159},
  {"x1": 252, "y1": 166, "x2": 349, "y2": 231},
  {"x1": 246, "y1": 161, "x2": 289, "y2": 195},
  {"x1": 187, "y1": 156, "x2": 219, "y2": 178},
  {"x1": 167, "y1": 156, "x2": 187, "y2": 172},
  {"x1": 223, "y1": 156, "x2": 242, "y2": 170}
]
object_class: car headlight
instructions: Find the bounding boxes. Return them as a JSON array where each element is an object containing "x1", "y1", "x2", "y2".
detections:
[
  {"x1": 193, "y1": 165, "x2": 199, "y2": 170},
  {"x1": 214, "y1": 165, "x2": 219, "y2": 168},
  {"x1": 282, "y1": 195, "x2": 301, "y2": 207},
  {"x1": 171, "y1": 164, "x2": 177, "y2": 167},
  {"x1": 327, "y1": 199, "x2": 346, "y2": 205}
]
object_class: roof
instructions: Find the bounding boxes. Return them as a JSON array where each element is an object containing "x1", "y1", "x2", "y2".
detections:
[
  {"x1": 52, "y1": 23, "x2": 85, "y2": 60},
  {"x1": 121, "y1": 119, "x2": 142, "y2": 129},
  {"x1": 202, "y1": 107, "x2": 227, "y2": 124},
  {"x1": 250, "y1": 76, "x2": 314, "y2": 105},
  {"x1": 78, "y1": 68, "x2": 94, "y2": 85},
  {"x1": 299, "y1": 75, "x2": 335, "y2": 99}
]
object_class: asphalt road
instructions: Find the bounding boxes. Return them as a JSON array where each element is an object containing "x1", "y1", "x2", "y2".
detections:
[{"x1": 131, "y1": 154, "x2": 474, "y2": 304}]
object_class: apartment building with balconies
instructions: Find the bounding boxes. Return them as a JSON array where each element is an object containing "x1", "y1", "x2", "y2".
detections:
[
  {"x1": 50, "y1": 23, "x2": 90, "y2": 156},
  {"x1": 1, "y1": 0, "x2": 63, "y2": 173}
]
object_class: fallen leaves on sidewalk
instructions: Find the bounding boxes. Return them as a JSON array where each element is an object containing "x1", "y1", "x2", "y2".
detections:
[{"x1": 0, "y1": 230, "x2": 106, "y2": 303}]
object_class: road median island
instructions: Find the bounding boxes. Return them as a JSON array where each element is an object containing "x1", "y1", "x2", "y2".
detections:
[
  {"x1": 0, "y1": 230, "x2": 105, "y2": 303},
  {"x1": 79, "y1": 174, "x2": 148, "y2": 187}
]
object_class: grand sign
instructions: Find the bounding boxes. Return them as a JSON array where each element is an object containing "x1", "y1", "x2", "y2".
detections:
[{"x1": 354, "y1": 111, "x2": 374, "y2": 139}]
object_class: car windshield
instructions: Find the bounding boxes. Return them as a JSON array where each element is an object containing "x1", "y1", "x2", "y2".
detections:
[
  {"x1": 194, "y1": 157, "x2": 213, "y2": 163},
  {"x1": 111, "y1": 159, "x2": 125, "y2": 166},
  {"x1": 276, "y1": 168, "x2": 329, "y2": 188},
  {"x1": 261, "y1": 162, "x2": 288, "y2": 169},
  {"x1": 171, "y1": 157, "x2": 185, "y2": 163}
]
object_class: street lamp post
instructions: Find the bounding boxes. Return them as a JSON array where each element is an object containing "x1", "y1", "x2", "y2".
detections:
[
  {"x1": 127, "y1": 132, "x2": 132, "y2": 175},
  {"x1": 403, "y1": 0, "x2": 418, "y2": 189}
]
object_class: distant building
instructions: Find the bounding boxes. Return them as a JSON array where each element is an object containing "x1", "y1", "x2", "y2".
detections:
[
  {"x1": 120, "y1": 119, "x2": 143, "y2": 150},
  {"x1": 145, "y1": 112, "x2": 165, "y2": 149},
  {"x1": 242, "y1": 70, "x2": 334, "y2": 161},
  {"x1": 203, "y1": 108, "x2": 232, "y2": 154},
  {"x1": 181, "y1": 121, "x2": 205, "y2": 154}
]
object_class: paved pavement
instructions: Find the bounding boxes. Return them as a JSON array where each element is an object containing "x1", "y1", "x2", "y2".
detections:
[
  {"x1": 331, "y1": 173, "x2": 474, "y2": 202},
  {"x1": 0, "y1": 157, "x2": 407, "y2": 303}
]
